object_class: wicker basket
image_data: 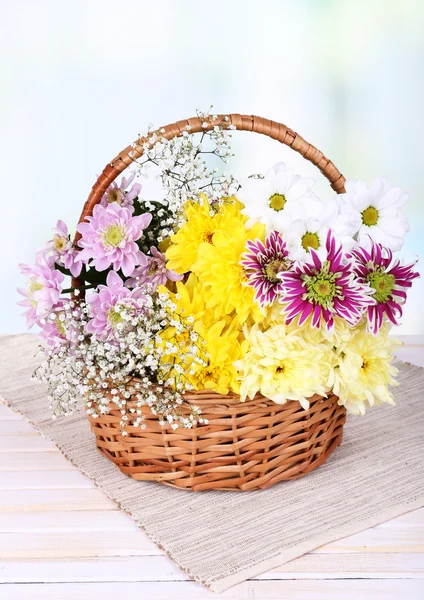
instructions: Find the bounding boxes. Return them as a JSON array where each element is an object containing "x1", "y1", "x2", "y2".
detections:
[{"x1": 75, "y1": 114, "x2": 348, "y2": 491}]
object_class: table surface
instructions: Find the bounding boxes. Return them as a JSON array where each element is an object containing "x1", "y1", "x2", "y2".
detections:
[{"x1": 0, "y1": 336, "x2": 423, "y2": 600}]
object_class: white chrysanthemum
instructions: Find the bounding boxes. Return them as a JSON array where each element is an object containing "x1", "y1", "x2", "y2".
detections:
[
  {"x1": 284, "y1": 196, "x2": 355, "y2": 261},
  {"x1": 236, "y1": 162, "x2": 321, "y2": 233},
  {"x1": 338, "y1": 178, "x2": 409, "y2": 251}
]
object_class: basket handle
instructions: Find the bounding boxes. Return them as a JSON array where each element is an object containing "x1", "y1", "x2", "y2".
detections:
[{"x1": 72, "y1": 114, "x2": 346, "y2": 287}]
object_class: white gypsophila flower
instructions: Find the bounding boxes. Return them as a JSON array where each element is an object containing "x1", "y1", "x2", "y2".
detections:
[
  {"x1": 338, "y1": 178, "x2": 410, "y2": 251},
  {"x1": 236, "y1": 162, "x2": 320, "y2": 234}
]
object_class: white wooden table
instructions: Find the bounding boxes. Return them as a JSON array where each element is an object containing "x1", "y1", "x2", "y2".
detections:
[{"x1": 0, "y1": 337, "x2": 423, "y2": 599}]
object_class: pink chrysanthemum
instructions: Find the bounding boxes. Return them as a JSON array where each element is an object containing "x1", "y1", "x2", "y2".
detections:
[
  {"x1": 86, "y1": 270, "x2": 149, "y2": 339},
  {"x1": 76, "y1": 203, "x2": 152, "y2": 277},
  {"x1": 241, "y1": 231, "x2": 291, "y2": 306},
  {"x1": 39, "y1": 299, "x2": 68, "y2": 348},
  {"x1": 350, "y1": 241, "x2": 419, "y2": 334},
  {"x1": 100, "y1": 173, "x2": 141, "y2": 210},
  {"x1": 126, "y1": 246, "x2": 183, "y2": 290},
  {"x1": 278, "y1": 231, "x2": 375, "y2": 329},
  {"x1": 37, "y1": 220, "x2": 82, "y2": 277},
  {"x1": 17, "y1": 262, "x2": 64, "y2": 328}
]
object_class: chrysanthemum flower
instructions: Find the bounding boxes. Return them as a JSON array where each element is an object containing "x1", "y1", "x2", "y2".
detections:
[
  {"x1": 76, "y1": 203, "x2": 151, "y2": 277},
  {"x1": 37, "y1": 220, "x2": 82, "y2": 278},
  {"x1": 241, "y1": 230, "x2": 291, "y2": 306},
  {"x1": 165, "y1": 195, "x2": 242, "y2": 274},
  {"x1": 332, "y1": 322, "x2": 400, "y2": 415},
  {"x1": 86, "y1": 270, "x2": 149, "y2": 339},
  {"x1": 350, "y1": 240, "x2": 419, "y2": 334},
  {"x1": 100, "y1": 173, "x2": 141, "y2": 210},
  {"x1": 234, "y1": 324, "x2": 332, "y2": 408},
  {"x1": 17, "y1": 262, "x2": 64, "y2": 328},
  {"x1": 126, "y1": 246, "x2": 183, "y2": 290},
  {"x1": 236, "y1": 162, "x2": 321, "y2": 233},
  {"x1": 278, "y1": 231, "x2": 375, "y2": 329},
  {"x1": 191, "y1": 203, "x2": 266, "y2": 323},
  {"x1": 338, "y1": 178, "x2": 410, "y2": 251}
]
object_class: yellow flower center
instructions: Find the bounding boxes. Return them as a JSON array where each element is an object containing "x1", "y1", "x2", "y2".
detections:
[
  {"x1": 53, "y1": 235, "x2": 67, "y2": 252},
  {"x1": 362, "y1": 206, "x2": 379, "y2": 227},
  {"x1": 264, "y1": 258, "x2": 286, "y2": 283},
  {"x1": 301, "y1": 232, "x2": 320, "y2": 251},
  {"x1": 275, "y1": 365, "x2": 285, "y2": 374},
  {"x1": 107, "y1": 308, "x2": 124, "y2": 328},
  {"x1": 202, "y1": 230, "x2": 215, "y2": 244},
  {"x1": 102, "y1": 224, "x2": 125, "y2": 248},
  {"x1": 29, "y1": 279, "x2": 43, "y2": 293},
  {"x1": 54, "y1": 315, "x2": 66, "y2": 336},
  {"x1": 269, "y1": 193, "x2": 286, "y2": 212}
]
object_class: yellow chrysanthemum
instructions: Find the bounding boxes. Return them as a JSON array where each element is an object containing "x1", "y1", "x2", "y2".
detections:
[
  {"x1": 190, "y1": 318, "x2": 242, "y2": 395},
  {"x1": 332, "y1": 323, "x2": 400, "y2": 415},
  {"x1": 235, "y1": 324, "x2": 333, "y2": 408},
  {"x1": 158, "y1": 278, "x2": 243, "y2": 395},
  {"x1": 191, "y1": 206, "x2": 266, "y2": 324},
  {"x1": 165, "y1": 195, "x2": 243, "y2": 274}
]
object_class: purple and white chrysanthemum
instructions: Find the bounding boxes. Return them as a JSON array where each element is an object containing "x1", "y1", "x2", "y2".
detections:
[
  {"x1": 86, "y1": 270, "x2": 150, "y2": 340},
  {"x1": 100, "y1": 173, "x2": 141, "y2": 210},
  {"x1": 17, "y1": 262, "x2": 64, "y2": 328},
  {"x1": 37, "y1": 220, "x2": 82, "y2": 277},
  {"x1": 76, "y1": 203, "x2": 152, "y2": 277},
  {"x1": 349, "y1": 241, "x2": 419, "y2": 334},
  {"x1": 278, "y1": 230, "x2": 375, "y2": 329},
  {"x1": 126, "y1": 246, "x2": 183, "y2": 290},
  {"x1": 241, "y1": 231, "x2": 291, "y2": 306}
]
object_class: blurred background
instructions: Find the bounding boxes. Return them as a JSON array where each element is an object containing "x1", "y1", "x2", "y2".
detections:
[{"x1": 1, "y1": 0, "x2": 423, "y2": 334}]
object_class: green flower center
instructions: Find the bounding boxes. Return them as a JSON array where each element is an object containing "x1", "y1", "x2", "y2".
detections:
[
  {"x1": 102, "y1": 224, "x2": 125, "y2": 248},
  {"x1": 269, "y1": 193, "x2": 286, "y2": 211},
  {"x1": 367, "y1": 270, "x2": 395, "y2": 303},
  {"x1": 303, "y1": 265, "x2": 338, "y2": 308},
  {"x1": 264, "y1": 258, "x2": 287, "y2": 283},
  {"x1": 53, "y1": 235, "x2": 67, "y2": 252},
  {"x1": 107, "y1": 308, "x2": 124, "y2": 328},
  {"x1": 362, "y1": 206, "x2": 379, "y2": 227},
  {"x1": 301, "y1": 232, "x2": 320, "y2": 252}
]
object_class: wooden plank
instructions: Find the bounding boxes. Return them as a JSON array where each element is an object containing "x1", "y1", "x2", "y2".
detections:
[
  {"x1": 1, "y1": 525, "x2": 423, "y2": 560},
  {"x1": 0, "y1": 508, "x2": 421, "y2": 534},
  {"x1": 0, "y1": 554, "x2": 423, "y2": 583},
  {"x1": 0, "y1": 489, "x2": 115, "y2": 512},
  {"x1": 0, "y1": 470, "x2": 95, "y2": 490},
  {"x1": 0, "y1": 452, "x2": 75, "y2": 471},
  {"x1": 0, "y1": 405, "x2": 23, "y2": 420},
  {"x1": 0, "y1": 580, "x2": 422, "y2": 600},
  {"x1": 0, "y1": 510, "x2": 138, "y2": 533},
  {"x1": 0, "y1": 421, "x2": 35, "y2": 435},
  {"x1": 0, "y1": 436, "x2": 57, "y2": 452}
]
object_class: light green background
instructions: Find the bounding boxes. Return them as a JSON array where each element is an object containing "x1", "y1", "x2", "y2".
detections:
[{"x1": 1, "y1": 0, "x2": 423, "y2": 333}]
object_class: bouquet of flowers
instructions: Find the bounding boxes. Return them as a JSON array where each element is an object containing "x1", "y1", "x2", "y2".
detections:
[{"x1": 18, "y1": 112, "x2": 419, "y2": 440}]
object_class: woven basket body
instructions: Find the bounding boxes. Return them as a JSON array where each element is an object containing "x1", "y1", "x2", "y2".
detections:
[
  {"x1": 88, "y1": 392, "x2": 346, "y2": 491},
  {"x1": 76, "y1": 114, "x2": 348, "y2": 491}
]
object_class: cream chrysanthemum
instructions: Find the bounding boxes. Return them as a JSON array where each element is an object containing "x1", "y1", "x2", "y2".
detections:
[
  {"x1": 332, "y1": 323, "x2": 400, "y2": 415},
  {"x1": 235, "y1": 324, "x2": 333, "y2": 408}
]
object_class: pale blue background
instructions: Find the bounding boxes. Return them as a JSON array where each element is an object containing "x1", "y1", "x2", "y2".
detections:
[{"x1": 1, "y1": 0, "x2": 423, "y2": 333}]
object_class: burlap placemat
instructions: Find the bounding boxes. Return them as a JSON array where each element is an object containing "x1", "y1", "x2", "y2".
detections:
[{"x1": 1, "y1": 333, "x2": 423, "y2": 593}]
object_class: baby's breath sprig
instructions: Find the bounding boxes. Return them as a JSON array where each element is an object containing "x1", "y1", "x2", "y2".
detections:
[{"x1": 34, "y1": 291, "x2": 209, "y2": 433}]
